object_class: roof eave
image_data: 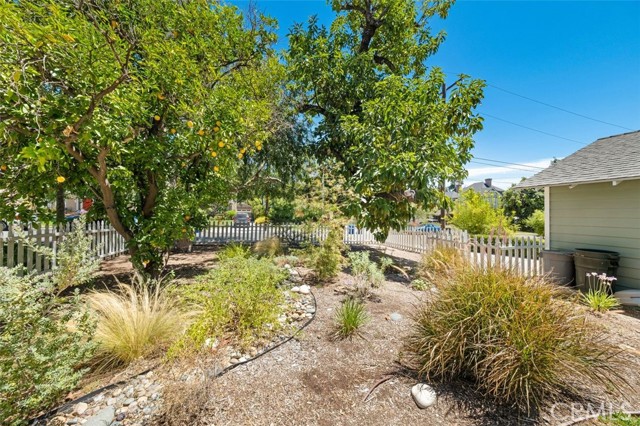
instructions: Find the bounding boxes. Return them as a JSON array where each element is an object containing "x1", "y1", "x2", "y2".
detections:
[{"x1": 516, "y1": 175, "x2": 640, "y2": 189}]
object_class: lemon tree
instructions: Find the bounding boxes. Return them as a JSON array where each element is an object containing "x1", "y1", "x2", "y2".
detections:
[
  {"x1": 286, "y1": 0, "x2": 485, "y2": 238},
  {"x1": 0, "y1": 0, "x2": 282, "y2": 275}
]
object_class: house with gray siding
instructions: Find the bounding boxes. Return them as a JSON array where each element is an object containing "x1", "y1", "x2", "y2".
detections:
[{"x1": 517, "y1": 130, "x2": 640, "y2": 291}]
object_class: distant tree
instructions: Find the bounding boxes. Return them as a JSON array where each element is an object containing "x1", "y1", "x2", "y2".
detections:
[
  {"x1": 502, "y1": 180, "x2": 544, "y2": 232},
  {"x1": 286, "y1": 0, "x2": 484, "y2": 239},
  {"x1": 524, "y1": 210, "x2": 545, "y2": 236},
  {"x1": 450, "y1": 190, "x2": 514, "y2": 235}
]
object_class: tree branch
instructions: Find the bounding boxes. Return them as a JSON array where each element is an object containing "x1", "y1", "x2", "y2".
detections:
[{"x1": 373, "y1": 54, "x2": 397, "y2": 72}]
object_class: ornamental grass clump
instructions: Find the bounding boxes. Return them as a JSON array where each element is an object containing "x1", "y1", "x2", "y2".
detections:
[
  {"x1": 332, "y1": 297, "x2": 369, "y2": 340},
  {"x1": 418, "y1": 244, "x2": 467, "y2": 283},
  {"x1": 404, "y1": 266, "x2": 623, "y2": 413},
  {"x1": 88, "y1": 277, "x2": 188, "y2": 366}
]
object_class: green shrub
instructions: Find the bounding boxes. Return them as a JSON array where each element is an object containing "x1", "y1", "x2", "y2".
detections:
[
  {"x1": 450, "y1": 190, "x2": 515, "y2": 235},
  {"x1": 54, "y1": 216, "x2": 101, "y2": 291},
  {"x1": 17, "y1": 215, "x2": 99, "y2": 292},
  {"x1": 268, "y1": 198, "x2": 296, "y2": 224},
  {"x1": 217, "y1": 242, "x2": 251, "y2": 260},
  {"x1": 0, "y1": 268, "x2": 96, "y2": 425},
  {"x1": 410, "y1": 278, "x2": 430, "y2": 291},
  {"x1": 254, "y1": 237, "x2": 283, "y2": 258},
  {"x1": 254, "y1": 216, "x2": 268, "y2": 224},
  {"x1": 603, "y1": 413, "x2": 640, "y2": 426},
  {"x1": 88, "y1": 278, "x2": 188, "y2": 366},
  {"x1": 404, "y1": 266, "x2": 622, "y2": 413},
  {"x1": 225, "y1": 210, "x2": 237, "y2": 220},
  {"x1": 306, "y1": 226, "x2": 345, "y2": 281},
  {"x1": 273, "y1": 255, "x2": 302, "y2": 267},
  {"x1": 348, "y1": 251, "x2": 389, "y2": 288},
  {"x1": 332, "y1": 297, "x2": 369, "y2": 340},
  {"x1": 173, "y1": 257, "x2": 287, "y2": 352},
  {"x1": 524, "y1": 209, "x2": 545, "y2": 236}
]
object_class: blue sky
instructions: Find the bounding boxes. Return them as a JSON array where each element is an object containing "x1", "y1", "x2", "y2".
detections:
[{"x1": 233, "y1": 0, "x2": 640, "y2": 188}]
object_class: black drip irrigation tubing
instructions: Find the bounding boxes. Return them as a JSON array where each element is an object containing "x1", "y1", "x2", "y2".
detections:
[{"x1": 30, "y1": 289, "x2": 317, "y2": 425}]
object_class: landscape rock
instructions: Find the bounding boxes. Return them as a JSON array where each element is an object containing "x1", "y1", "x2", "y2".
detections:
[
  {"x1": 123, "y1": 398, "x2": 135, "y2": 406},
  {"x1": 74, "y1": 402, "x2": 89, "y2": 416},
  {"x1": 411, "y1": 383, "x2": 437, "y2": 408},
  {"x1": 298, "y1": 284, "x2": 311, "y2": 294},
  {"x1": 83, "y1": 406, "x2": 115, "y2": 426},
  {"x1": 291, "y1": 286, "x2": 300, "y2": 293},
  {"x1": 389, "y1": 312, "x2": 403, "y2": 322}
]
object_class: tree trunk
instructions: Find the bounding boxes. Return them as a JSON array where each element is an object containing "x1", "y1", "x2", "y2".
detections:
[{"x1": 56, "y1": 184, "x2": 65, "y2": 224}]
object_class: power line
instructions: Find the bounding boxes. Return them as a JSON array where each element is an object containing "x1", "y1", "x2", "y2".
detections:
[
  {"x1": 483, "y1": 113, "x2": 589, "y2": 146},
  {"x1": 487, "y1": 83, "x2": 634, "y2": 131},
  {"x1": 469, "y1": 160, "x2": 543, "y2": 173},
  {"x1": 473, "y1": 157, "x2": 546, "y2": 170}
]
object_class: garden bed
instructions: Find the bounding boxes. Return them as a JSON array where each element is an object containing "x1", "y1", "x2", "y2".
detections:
[{"x1": 33, "y1": 247, "x2": 640, "y2": 425}]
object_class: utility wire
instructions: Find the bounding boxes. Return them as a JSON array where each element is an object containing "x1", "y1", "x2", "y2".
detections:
[
  {"x1": 473, "y1": 157, "x2": 546, "y2": 170},
  {"x1": 483, "y1": 113, "x2": 589, "y2": 146},
  {"x1": 469, "y1": 160, "x2": 544, "y2": 173},
  {"x1": 487, "y1": 83, "x2": 634, "y2": 131}
]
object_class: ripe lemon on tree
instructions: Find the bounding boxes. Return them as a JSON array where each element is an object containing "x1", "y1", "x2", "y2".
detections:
[
  {"x1": 186, "y1": 120, "x2": 194, "y2": 128},
  {"x1": 218, "y1": 141, "x2": 225, "y2": 148},
  {"x1": 154, "y1": 115, "x2": 161, "y2": 121},
  {"x1": 56, "y1": 176, "x2": 66, "y2": 183}
]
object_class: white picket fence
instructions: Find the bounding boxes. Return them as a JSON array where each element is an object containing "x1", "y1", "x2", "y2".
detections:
[
  {"x1": 194, "y1": 223, "x2": 329, "y2": 244},
  {"x1": 381, "y1": 229, "x2": 544, "y2": 277},
  {"x1": 2, "y1": 220, "x2": 543, "y2": 277},
  {"x1": 0, "y1": 221, "x2": 127, "y2": 274}
]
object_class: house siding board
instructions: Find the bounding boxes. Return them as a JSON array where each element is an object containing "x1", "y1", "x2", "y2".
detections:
[{"x1": 549, "y1": 181, "x2": 640, "y2": 290}]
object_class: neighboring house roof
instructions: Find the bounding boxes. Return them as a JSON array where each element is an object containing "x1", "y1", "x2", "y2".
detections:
[
  {"x1": 445, "y1": 190, "x2": 460, "y2": 200},
  {"x1": 464, "y1": 178, "x2": 504, "y2": 194},
  {"x1": 517, "y1": 130, "x2": 640, "y2": 188}
]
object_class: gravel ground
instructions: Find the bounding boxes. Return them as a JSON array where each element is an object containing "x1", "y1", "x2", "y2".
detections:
[{"x1": 60, "y1": 246, "x2": 640, "y2": 426}]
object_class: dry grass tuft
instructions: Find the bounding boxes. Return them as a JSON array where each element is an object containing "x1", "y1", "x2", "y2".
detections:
[
  {"x1": 153, "y1": 373, "x2": 215, "y2": 426},
  {"x1": 418, "y1": 244, "x2": 467, "y2": 283},
  {"x1": 88, "y1": 279, "x2": 189, "y2": 366},
  {"x1": 254, "y1": 236, "x2": 283, "y2": 258}
]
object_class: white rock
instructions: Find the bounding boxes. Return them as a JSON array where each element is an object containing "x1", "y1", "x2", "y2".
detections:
[
  {"x1": 411, "y1": 383, "x2": 437, "y2": 409},
  {"x1": 390, "y1": 312, "x2": 403, "y2": 322},
  {"x1": 204, "y1": 338, "x2": 219, "y2": 349},
  {"x1": 74, "y1": 402, "x2": 89, "y2": 415},
  {"x1": 284, "y1": 264, "x2": 291, "y2": 269},
  {"x1": 83, "y1": 406, "x2": 115, "y2": 426},
  {"x1": 291, "y1": 286, "x2": 300, "y2": 293},
  {"x1": 298, "y1": 285, "x2": 311, "y2": 294}
]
